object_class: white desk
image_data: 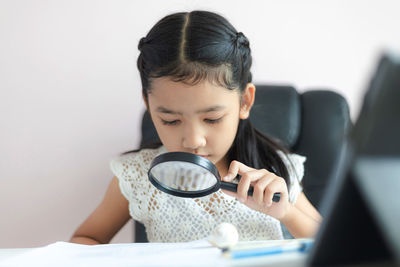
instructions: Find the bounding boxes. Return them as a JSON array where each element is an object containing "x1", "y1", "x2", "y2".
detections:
[
  {"x1": 0, "y1": 240, "x2": 308, "y2": 267},
  {"x1": 0, "y1": 249, "x2": 30, "y2": 261}
]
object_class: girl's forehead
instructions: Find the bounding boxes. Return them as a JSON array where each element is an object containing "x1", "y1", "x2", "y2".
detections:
[
  {"x1": 149, "y1": 77, "x2": 239, "y2": 97},
  {"x1": 148, "y1": 77, "x2": 240, "y2": 110}
]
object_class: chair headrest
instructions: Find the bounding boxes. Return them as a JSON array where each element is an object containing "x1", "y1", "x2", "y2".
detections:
[{"x1": 249, "y1": 85, "x2": 301, "y2": 148}]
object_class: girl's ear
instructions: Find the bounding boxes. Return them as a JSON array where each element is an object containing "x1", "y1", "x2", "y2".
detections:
[{"x1": 239, "y1": 83, "x2": 256, "y2": 119}]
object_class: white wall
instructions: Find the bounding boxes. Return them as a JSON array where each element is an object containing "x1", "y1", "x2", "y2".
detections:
[{"x1": 1, "y1": 0, "x2": 399, "y2": 248}]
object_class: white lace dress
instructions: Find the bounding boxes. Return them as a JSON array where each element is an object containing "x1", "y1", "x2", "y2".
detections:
[{"x1": 110, "y1": 146, "x2": 306, "y2": 242}]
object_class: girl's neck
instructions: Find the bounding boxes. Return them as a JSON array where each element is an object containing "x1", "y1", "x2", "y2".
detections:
[{"x1": 215, "y1": 156, "x2": 229, "y2": 178}]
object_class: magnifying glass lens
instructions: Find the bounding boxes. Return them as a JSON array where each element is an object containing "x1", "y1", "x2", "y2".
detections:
[{"x1": 150, "y1": 161, "x2": 217, "y2": 192}]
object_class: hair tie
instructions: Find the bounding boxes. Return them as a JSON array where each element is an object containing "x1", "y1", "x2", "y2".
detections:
[
  {"x1": 138, "y1": 37, "x2": 147, "y2": 51},
  {"x1": 235, "y1": 32, "x2": 249, "y2": 47}
]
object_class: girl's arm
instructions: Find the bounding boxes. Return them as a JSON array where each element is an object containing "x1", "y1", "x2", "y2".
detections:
[
  {"x1": 280, "y1": 192, "x2": 322, "y2": 238},
  {"x1": 70, "y1": 176, "x2": 131, "y2": 244}
]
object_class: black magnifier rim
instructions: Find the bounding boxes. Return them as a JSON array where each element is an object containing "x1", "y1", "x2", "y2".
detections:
[{"x1": 148, "y1": 152, "x2": 221, "y2": 198}]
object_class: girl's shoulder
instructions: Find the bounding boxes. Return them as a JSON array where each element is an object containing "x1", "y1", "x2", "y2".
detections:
[
  {"x1": 277, "y1": 150, "x2": 306, "y2": 175},
  {"x1": 277, "y1": 150, "x2": 306, "y2": 204},
  {"x1": 281, "y1": 151, "x2": 306, "y2": 170},
  {"x1": 109, "y1": 146, "x2": 167, "y2": 210},
  {"x1": 110, "y1": 146, "x2": 167, "y2": 176}
]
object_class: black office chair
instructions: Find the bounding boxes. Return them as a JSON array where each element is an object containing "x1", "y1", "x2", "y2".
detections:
[{"x1": 135, "y1": 84, "x2": 351, "y2": 242}]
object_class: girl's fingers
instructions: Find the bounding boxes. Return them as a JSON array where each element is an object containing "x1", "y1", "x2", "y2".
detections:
[
  {"x1": 222, "y1": 160, "x2": 254, "y2": 182},
  {"x1": 222, "y1": 160, "x2": 287, "y2": 209},
  {"x1": 251, "y1": 176, "x2": 275, "y2": 205},
  {"x1": 263, "y1": 178, "x2": 286, "y2": 206},
  {"x1": 236, "y1": 169, "x2": 273, "y2": 202}
]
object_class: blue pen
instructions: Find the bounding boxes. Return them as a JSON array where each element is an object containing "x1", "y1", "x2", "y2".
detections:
[{"x1": 223, "y1": 239, "x2": 313, "y2": 259}]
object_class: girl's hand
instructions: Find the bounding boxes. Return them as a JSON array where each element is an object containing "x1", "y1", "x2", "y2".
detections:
[{"x1": 222, "y1": 160, "x2": 291, "y2": 220}]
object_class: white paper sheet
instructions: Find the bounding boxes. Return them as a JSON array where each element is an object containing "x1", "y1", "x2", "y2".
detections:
[{"x1": 0, "y1": 239, "x2": 228, "y2": 267}]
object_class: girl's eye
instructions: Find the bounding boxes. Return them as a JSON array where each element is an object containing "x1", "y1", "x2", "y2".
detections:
[
  {"x1": 204, "y1": 117, "x2": 223, "y2": 124},
  {"x1": 161, "y1": 119, "x2": 180, "y2": 125}
]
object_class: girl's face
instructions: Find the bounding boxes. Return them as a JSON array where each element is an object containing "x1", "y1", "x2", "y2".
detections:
[{"x1": 146, "y1": 77, "x2": 253, "y2": 173}]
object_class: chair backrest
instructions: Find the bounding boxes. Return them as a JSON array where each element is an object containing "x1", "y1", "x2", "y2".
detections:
[{"x1": 135, "y1": 84, "x2": 351, "y2": 242}]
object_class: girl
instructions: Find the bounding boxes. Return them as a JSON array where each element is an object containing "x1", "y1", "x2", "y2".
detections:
[{"x1": 70, "y1": 10, "x2": 321, "y2": 245}]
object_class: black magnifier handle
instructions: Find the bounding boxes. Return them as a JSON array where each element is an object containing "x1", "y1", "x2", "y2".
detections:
[{"x1": 220, "y1": 182, "x2": 281, "y2": 202}]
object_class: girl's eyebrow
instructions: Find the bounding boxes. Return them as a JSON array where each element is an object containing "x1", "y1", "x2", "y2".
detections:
[{"x1": 155, "y1": 105, "x2": 226, "y2": 114}]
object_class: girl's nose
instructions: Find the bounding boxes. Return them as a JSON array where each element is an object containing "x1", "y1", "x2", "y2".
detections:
[{"x1": 182, "y1": 124, "x2": 206, "y2": 150}]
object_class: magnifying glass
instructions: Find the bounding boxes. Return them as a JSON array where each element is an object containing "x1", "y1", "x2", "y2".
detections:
[{"x1": 148, "y1": 152, "x2": 280, "y2": 202}]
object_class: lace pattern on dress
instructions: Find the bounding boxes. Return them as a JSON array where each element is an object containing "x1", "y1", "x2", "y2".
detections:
[{"x1": 110, "y1": 146, "x2": 306, "y2": 242}]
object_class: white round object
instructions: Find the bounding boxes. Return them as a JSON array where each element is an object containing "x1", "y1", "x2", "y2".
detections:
[{"x1": 208, "y1": 222, "x2": 239, "y2": 248}]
